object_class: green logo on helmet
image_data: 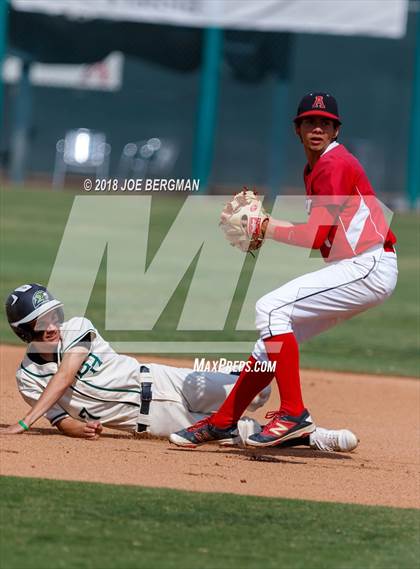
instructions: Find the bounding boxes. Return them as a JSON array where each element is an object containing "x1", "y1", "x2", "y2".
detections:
[{"x1": 32, "y1": 290, "x2": 49, "y2": 309}]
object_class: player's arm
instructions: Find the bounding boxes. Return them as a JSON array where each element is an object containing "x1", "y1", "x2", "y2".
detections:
[
  {"x1": 265, "y1": 158, "x2": 349, "y2": 249},
  {"x1": 55, "y1": 417, "x2": 103, "y2": 440},
  {"x1": 0, "y1": 346, "x2": 89, "y2": 435},
  {"x1": 264, "y1": 205, "x2": 337, "y2": 249}
]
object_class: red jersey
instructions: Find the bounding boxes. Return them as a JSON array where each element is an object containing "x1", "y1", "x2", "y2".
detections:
[{"x1": 304, "y1": 143, "x2": 396, "y2": 262}]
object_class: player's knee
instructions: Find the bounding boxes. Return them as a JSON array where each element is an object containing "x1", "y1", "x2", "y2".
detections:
[
  {"x1": 255, "y1": 295, "x2": 287, "y2": 330},
  {"x1": 255, "y1": 296, "x2": 270, "y2": 321},
  {"x1": 255, "y1": 300, "x2": 269, "y2": 331}
]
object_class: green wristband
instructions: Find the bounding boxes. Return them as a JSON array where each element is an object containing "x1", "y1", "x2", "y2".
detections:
[{"x1": 18, "y1": 420, "x2": 29, "y2": 431}]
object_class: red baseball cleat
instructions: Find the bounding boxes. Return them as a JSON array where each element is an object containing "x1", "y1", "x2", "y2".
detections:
[
  {"x1": 169, "y1": 417, "x2": 240, "y2": 448},
  {"x1": 246, "y1": 409, "x2": 315, "y2": 447}
]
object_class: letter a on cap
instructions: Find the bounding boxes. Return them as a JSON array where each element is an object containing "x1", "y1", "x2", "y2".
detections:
[{"x1": 312, "y1": 95, "x2": 326, "y2": 109}]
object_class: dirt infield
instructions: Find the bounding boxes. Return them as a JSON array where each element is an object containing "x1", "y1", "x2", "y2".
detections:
[{"x1": 1, "y1": 344, "x2": 419, "y2": 509}]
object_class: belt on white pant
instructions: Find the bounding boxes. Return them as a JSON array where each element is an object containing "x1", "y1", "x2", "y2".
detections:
[
  {"x1": 136, "y1": 365, "x2": 153, "y2": 434},
  {"x1": 361, "y1": 243, "x2": 395, "y2": 256}
]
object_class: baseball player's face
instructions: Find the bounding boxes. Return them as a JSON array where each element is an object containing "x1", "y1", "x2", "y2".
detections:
[
  {"x1": 296, "y1": 117, "x2": 339, "y2": 153},
  {"x1": 31, "y1": 311, "x2": 61, "y2": 345}
]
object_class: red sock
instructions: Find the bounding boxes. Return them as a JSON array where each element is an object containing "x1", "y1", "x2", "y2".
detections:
[
  {"x1": 264, "y1": 332, "x2": 305, "y2": 417},
  {"x1": 210, "y1": 355, "x2": 274, "y2": 429}
]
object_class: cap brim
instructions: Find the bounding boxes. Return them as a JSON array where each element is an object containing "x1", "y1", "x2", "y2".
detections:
[
  {"x1": 294, "y1": 110, "x2": 341, "y2": 124},
  {"x1": 12, "y1": 300, "x2": 63, "y2": 326}
]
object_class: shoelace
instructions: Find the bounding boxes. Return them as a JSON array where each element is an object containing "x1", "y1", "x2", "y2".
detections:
[
  {"x1": 321, "y1": 431, "x2": 339, "y2": 445},
  {"x1": 186, "y1": 417, "x2": 211, "y2": 432},
  {"x1": 265, "y1": 410, "x2": 282, "y2": 420},
  {"x1": 261, "y1": 410, "x2": 288, "y2": 435},
  {"x1": 312, "y1": 431, "x2": 340, "y2": 452}
]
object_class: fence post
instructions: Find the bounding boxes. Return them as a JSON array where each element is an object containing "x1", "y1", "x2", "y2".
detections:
[
  {"x1": 407, "y1": 8, "x2": 420, "y2": 209},
  {"x1": 0, "y1": 0, "x2": 8, "y2": 132},
  {"x1": 192, "y1": 27, "x2": 223, "y2": 193}
]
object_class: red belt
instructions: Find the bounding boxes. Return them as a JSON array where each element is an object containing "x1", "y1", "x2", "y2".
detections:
[{"x1": 384, "y1": 242, "x2": 395, "y2": 253}]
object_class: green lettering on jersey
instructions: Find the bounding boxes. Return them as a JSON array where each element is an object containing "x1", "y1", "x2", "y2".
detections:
[{"x1": 77, "y1": 353, "x2": 102, "y2": 379}]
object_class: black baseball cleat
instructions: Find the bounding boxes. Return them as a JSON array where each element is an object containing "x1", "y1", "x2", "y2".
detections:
[
  {"x1": 169, "y1": 417, "x2": 240, "y2": 448},
  {"x1": 246, "y1": 408, "x2": 315, "y2": 447}
]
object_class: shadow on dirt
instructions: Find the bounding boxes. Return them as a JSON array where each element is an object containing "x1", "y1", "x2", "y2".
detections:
[
  {"x1": 0, "y1": 424, "x2": 133, "y2": 439},
  {"x1": 166, "y1": 444, "x2": 354, "y2": 461}
]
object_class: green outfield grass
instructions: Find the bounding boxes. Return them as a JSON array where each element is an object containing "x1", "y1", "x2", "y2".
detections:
[
  {"x1": 0, "y1": 476, "x2": 419, "y2": 569},
  {"x1": 0, "y1": 188, "x2": 418, "y2": 376}
]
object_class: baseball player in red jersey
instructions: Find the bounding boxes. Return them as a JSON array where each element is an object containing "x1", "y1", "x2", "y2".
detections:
[{"x1": 170, "y1": 91, "x2": 398, "y2": 448}]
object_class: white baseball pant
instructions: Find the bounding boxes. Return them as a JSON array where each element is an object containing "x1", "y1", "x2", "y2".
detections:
[{"x1": 252, "y1": 246, "x2": 398, "y2": 362}]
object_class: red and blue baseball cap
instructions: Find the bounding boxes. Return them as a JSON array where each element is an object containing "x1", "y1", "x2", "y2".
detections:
[{"x1": 294, "y1": 92, "x2": 341, "y2": 124}]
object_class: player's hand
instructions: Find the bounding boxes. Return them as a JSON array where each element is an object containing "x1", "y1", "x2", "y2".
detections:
[
  {"x1": 83, "y1": 420, "x2": 103, "y2": 440},
  {"x1": 0, "y1": 422, "x2": 27, "y2": 435},
  {"x1": 219, "y1": 188, "x2": 269, "y2": 253}
]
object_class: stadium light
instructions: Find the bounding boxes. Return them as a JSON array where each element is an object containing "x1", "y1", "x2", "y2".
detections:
[{"x1": 74, "y1": 131, "x2": 91, "y2": 164}]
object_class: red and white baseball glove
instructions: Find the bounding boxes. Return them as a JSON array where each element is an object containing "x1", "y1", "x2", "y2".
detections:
[{"x1": 219, "y1": 188, "x2": 269, "y2": 253}]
